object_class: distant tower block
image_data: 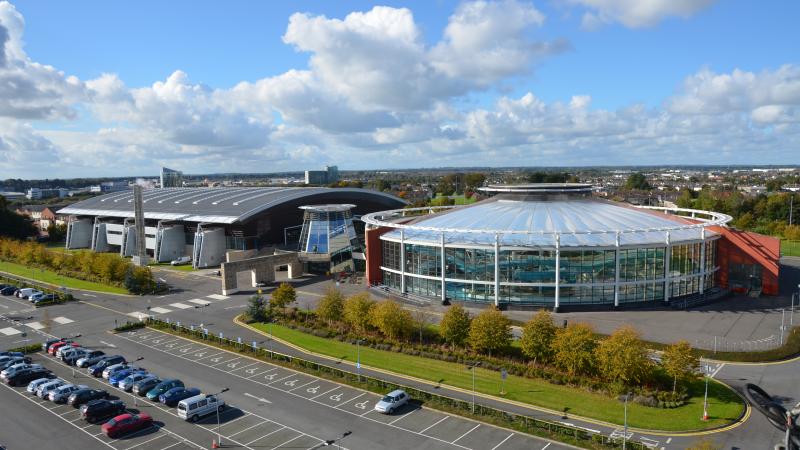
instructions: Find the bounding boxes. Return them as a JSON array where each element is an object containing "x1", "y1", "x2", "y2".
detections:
[{"x1": 132, "y1": 185, "x2": 149, "y2": 266}]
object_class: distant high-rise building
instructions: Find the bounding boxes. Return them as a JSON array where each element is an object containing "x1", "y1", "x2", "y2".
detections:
[
  {"x1": 160, "y1": 167, "x2": 184, "y2": 188},
  {"x1": 304, "y1": 165, "x2": 339, "y2": 185}
]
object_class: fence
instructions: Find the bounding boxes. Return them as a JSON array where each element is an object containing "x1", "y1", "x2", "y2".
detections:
[
  {"x1": 142, "y1": 317, "x2": 650, "y2": 450},
  {"x1": 694, "y1": 334, "x2": 781, "y2": 353}
]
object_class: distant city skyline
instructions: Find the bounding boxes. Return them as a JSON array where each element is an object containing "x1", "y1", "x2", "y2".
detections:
[{"x1": 1, "y1": 0, "x2": 798, "y2": 179}]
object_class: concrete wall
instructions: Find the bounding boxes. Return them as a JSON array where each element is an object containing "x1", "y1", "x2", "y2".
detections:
[
  {"x1": 66, "y1": 218, "x2": 92, "y2": 249},
  {"x1": 91, "y1": 222, "x2": 110, "y2": 252},
  {"x1": 156, "y1": 225, "x2": 186, "y2": 262},
  {"x1": 220, "y1": 252, "x2": 303, "y2": 295},
  {"x1": 106, "y1": 223, "x2": 124, "y2": 246},
  {"x1": 195, "y1": 227, "x2": 226, "y2": 268}
]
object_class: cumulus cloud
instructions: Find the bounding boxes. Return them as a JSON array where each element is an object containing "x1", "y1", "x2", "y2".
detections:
[{"x1": 567, "y1": 0, "x2": 716, "y2": 29}]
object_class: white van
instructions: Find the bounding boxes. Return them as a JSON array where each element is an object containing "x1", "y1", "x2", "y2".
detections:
[
  {"x1": 177, "y1": 394, "x2": 225, "y2": 422},
  {"x1": 16, "y1": 288, "x2": 38, "y2": 299}
]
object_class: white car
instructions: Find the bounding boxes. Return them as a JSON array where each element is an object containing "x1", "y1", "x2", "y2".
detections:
[
  {"x1": 119, "y1": 372, "x2": 152, "y2": 392},
  {"x1": 49, "y1": 384, "x2": 88, "y2": 403},
  {"x1": 171, "y1": 256, "x2": 192, "y2": 266},
  {"x1": 16, "y1": 288, "x2": 39, "y2": 299},
  {"x1": 373, "y1": 389, "x2": 409, "y2": 414},
  {"x1": 37, "y1": 379, "x2": 67, "y2": 399},
  {"x1": 56, "y1": 345, "x2": 82, "y2": 359},
  {"x1": 27, "y1": 377, "x2": 56, "y2": 394}
]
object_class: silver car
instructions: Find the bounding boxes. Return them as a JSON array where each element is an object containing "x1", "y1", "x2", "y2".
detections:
[
  {"x1": 49, "y1": 384, "x2": 88, "y2": 403},
  {"x1": 1, "y1": 363, "x2": 41, "y2": 380},
  {"x1": 119, "y1": 372, "x2": 152, "y2": 392},
  {"x1": 27, "y1": 377, "x2": 55, "y2": 394},
  {"x1": 102, "y1": 363, "x2": 128, "y2": 380},
  {"x1": 37, "y1": 379, "x2": 67, "y2": 399},
  {"x1": 373, "y1": 389, "x2": 409, "y2": 414},
  {"x1": 75, "y1": 351, "x2": 105, "y2": 368}
]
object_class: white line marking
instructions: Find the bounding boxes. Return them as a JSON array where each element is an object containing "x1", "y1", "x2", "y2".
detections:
[
  {"x1": 388, "y1": 408, "x2": 418, "y2": 425},
  {"x1": 452, "y1": 424, "x2": 480, "y2": 444},
  {"x1": 207, "y1": 294, "x2": 229, "y2": 300},
  {"x1": 99, "y1": 340, "x2": 117, "y2": 348},
  {"x1": 490, "y1": 433, "x2": 515, "y2": 450},
  {"x1": 156, "y1": 442, "x2": 182, "y2": 450},
  {"x1": 244, "y1": 392, "x2": 272, "y2": 404},
  {"x1": 25, "y1": 321, "x2": 45, "y2": 330},
  {"x1": 541, "y1": 443, "x2": 551, "y2": 450},
  {"x1": 53, "y1": 316, "x2": 75, "y2": 324},
  {"x1": 188, "y1": 299, "x2": 210, "y2": 306},
  {"x1": 334, "y1": 392, "x2": 365, "y2": 408},
  {"x1": 124, "y1": 432, "x2": 168, "y2": 450},
  {"x1": 0, "y1": 327, "x2": 21, "y2": 335},
  {"x1": 169, "y1": 302, "x2": 192, "y2": 309},
  {"x1": 711, "y1": 363, "x2": 725, "y2": 378},
  {"x1": 269, "y1": 434, "x2": 302, "y2": 449},
  {"x1": 420, "y1": 416, "x2": 448, "y2": 434},
  {"x1": 228, "y1": 420, "x2": 269, "y2": 437},
  {"x1": 244, "y1": 426, "x2": 286, "y2": 446},
  {"x1": 149, "y1": 307, "x2": 172, "y2": 314}
]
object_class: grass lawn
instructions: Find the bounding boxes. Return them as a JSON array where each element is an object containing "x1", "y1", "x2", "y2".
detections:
[
  {"x1": 0, "y1": 260, "x2": 128, "y2": 294},
  {"x1": 432, "y1": 194, "x2": 478, "y2": 205},
  {"x1": 149, "y1": 262, "x2": 196, "y2": 272},
  {"x1": 783, "y1": 240, "x2": 800, "y2": 257},
  {"x1": 250, "y1": 322, "x2": 744, "y2": 431}
]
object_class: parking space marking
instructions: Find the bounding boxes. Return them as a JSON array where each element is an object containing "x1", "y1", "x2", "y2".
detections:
[
  {"x1": 489, "y1": 433, "x2": 515, "y2": 450},
  {"x1": 270, "y1": 434, "x2": 302, "y2": 449},
  {"x1": 243, "y1": 426, "x2": 286, "y2": 446},
  {"x1": 231, "y1": 361, "x2": 260, "y2": 372},
  {"x1": 245, "y1": 367, "x2": 275, "y2": 378},
  {"x1": 165, "y1": 342, "x2": 196, "y2": 352},
  {"x1": 267, "y1": 373, "x2": 296, "y2": 385},
  {"x1": 207, "y1": 294, "x2": 229, "y2": 300},
  {"x1": 287, "y1": 379, "x2": 316, "y2": 392},
  {"x1": 420, "y1": 416, "x2": 449, "y2": 434},
  {"x1": 168, "y1": 302, "x2": 193, "y2": 309},
  {"x1": 452, "y1": 424, "x2": 481, "y2": 444},
  {"x1": 389, "y1": 408, "x2": 418, "y2": 425},
  {"x1": 188, "y1": 299, "x2": 210, "y2": 306},
  {"x1": 0, "y1": 326, "x2": 21, "y2": 335},
  {"x1": 52, "y1": 316, "x2": 75, "y2": 324},
  {"x1": 334, "y1": 392, "x2": 365, "y2": 408},
  {"x1": 194, "y1": 351, "x2": 226, "y2": 361},
  {"x1": 229, "y1": 421, "x2": 268, "y2": 438},
  {"x1": 25, "y1": 321, "x2": 45, "y2": 330},
  {"x1": 310, "y1": 387, "x2": 340, "y2": 400},
  {"x1": 157, "y1": 442, "x2": 182, "y2": 450},
  {"x1": 149, "y1": 307, "x2": 172, "y2": 314},
  {"x1": 124, "y1": 433, "x2": 170, "y2": 450}
]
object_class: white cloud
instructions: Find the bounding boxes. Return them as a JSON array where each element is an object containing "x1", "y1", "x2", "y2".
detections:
[{"x1": 567, "y1": 0, "x2": 716, "y2": 29}]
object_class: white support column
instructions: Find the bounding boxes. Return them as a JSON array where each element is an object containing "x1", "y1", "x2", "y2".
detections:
[
  {"x1": 614, "y1": 232, "x2": 621, "y2": 308},
  {"x1": 440, "y1": 232, "x2": 446, "y2": 303},
  {"x1": 699, "y1": 228, "x2": 706, "y2": 295},
  {"x1": 400, "y1": 229, "x2": 406, "y2": 293},
  {"x1": 664, "y1": 231, "x2": 671, "y2": 303},
  {"x1": 554, "y1": 234, "x2": 561, "y2": 311},
  {"x1": 493, "y1": 233, "x2": 500, "y2": 308}
]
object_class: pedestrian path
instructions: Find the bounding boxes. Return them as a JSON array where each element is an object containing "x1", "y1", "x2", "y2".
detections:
[{"x1": 127, "y1": 294, "x2": 232, "y2": 319}]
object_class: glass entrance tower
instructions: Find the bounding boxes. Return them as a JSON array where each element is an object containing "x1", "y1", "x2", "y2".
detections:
[{"x1": 297, "y1": 204, "x2": 361, "y2": 273}]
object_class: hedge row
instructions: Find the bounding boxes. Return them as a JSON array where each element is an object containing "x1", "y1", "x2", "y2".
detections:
[
  {"x1": 5, "y1": 344, "x2": 42, "y2": 354},
  {"x1": 0, "y1": 274, "x2": 75, "y2": 307},
  {"x1": 144, "y1": 317, "x2": 649, "y2": 450},
  {"x1": 112, "y1": 321, "x2": 146, "y2": 333}
]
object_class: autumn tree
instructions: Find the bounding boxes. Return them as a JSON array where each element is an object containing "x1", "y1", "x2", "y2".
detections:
[
  {"x1": 594, "y1": 326, "x2": 652, "y2": 386},
  {"x1": 411, "y1": 309, "x2": 434, "y2": 343},
  {"x1": 316, "y1": 286, "x2": 345, "y2": 325},
  {"x1": 551, "y1": 323, "x2": 597, "y2": 377},
  {"x1": 246, "y1": 294, "x2": 267, "y2": 322},
  {"x1": 468, "y1": 309, "x2": 512, "y2": 356},
  {"x1": 439, "y1": 304, "x2": 471, "y2": 348},
  {"x1": 662, "y1": 340, "x2": 699, "y2": 394},
  {"x1": 343, "y1": 292, "x2": 376, "y2": 333},
  {"x1": 369, "y1": 301, "x2": 413, "y2": 340},
  {"x1": 520, "y1": 309, "x2": 557, "y2": 364},
  {"x1": 269, "y1": 282, "x2": 296, "y2": 312}
]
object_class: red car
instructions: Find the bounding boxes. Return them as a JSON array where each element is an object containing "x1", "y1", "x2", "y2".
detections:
[
  {"x1": 48, "y1": 341, "x2": 78, "y2": 355},
  {"x1": 101, "y1": 413, "x2": 153, "y2": 438}
]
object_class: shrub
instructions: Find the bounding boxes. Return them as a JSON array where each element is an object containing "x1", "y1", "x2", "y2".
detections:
[
  {"x1": 439, "y1": 304, "x2": 471, "y2": 348},
  {"x1": 317, "y1": 287, "x2": 345, "y2": 325},
  {"x1": 343, "y1": 292, "x2": 375, "y2": 333},
  {"x1": 520, "y1": 309, "x2": 557, "y2": 364},
  {"x1": 369, "y1": 301, "x2": 413, "y2": 340},
  {"x1": 113, "y1": 321, "x2": 146, "y2": 333},
  {"x1": 468, "y1": 309, "x2": 512, "y2": 356},
  {"x1": 551, "y1": 322, "x2": 597, "y2": 377},
  {"x1": 270, "y1": 282, "x2": 297, "y2": 311},
  {"x1": 594, "y1": 326, "x2": 652, "y2": 386}
]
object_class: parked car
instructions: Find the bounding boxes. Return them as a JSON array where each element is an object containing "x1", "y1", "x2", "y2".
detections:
[
  {"x1": 0, "y1": 286, "x2": 18, "y2": 295},
  {"x1": 101, "y1": 363, "x2": 128, "y2": 380},
  {"x1": 56, "y1": 344, "x2": 82, "y2": 359},
  {"x1": 373, "y1": 389, "x2": 409, "y2": 414},
  {"x1": 177, "y1": 394, "x2": 225, "y2": 422},
  {"x1": 27, "y1": 376, "x2": 58, "y2": 394},
  {"x1": 170, "y1": 256, "x2": 192, "y2": 266},
  {"x1": 0, "y1": 351, "x2": 24, "y2": 358},
  {"x1": 32, "y1": 294, "x2": 58, "y2": 304},
  {"x1": 42, "y1": 338, "x2": 64, "y2": 352},
  {"x1": 102, "y1": 413, "x2": 153, "y2": 439},
  {"x1": 146, "y1": 379, "x2": 183, "y2": 401},
  {"x1": 7, "y1": 367, "x2": 52, "y2": 386},
  {"x1": 16, "y1": 288, "x2": 40, "y2": 299},
  {"x1": 0, "y1": 356, "x2": 32, "y2": 371},
  {"x1": 28, "y1": 293, "x2": 46, "y2": 303},
  {"x1": 159, "y1": 387, "x2": 201, "y2": 407},
  {"x1": 37, "y1": 379, "x2": 67, "y2": 399},
  {"x1": 62, "y1": 348, "x2": 91, "y2": 365},
  {"x1": 109, "y1": 367, "x2": 146, "y2": 387},
  {"x1": 49, "y1": 384, "x2": 89, "y2": 403},
  {"x1": 132, "y1": 376, "x2": 161, "y2": 396},
  {"x1": 68, "y1": 388, "x2": 110, "y2": 408},
  {"x1": 1, "y1": 363, "x2": 40, "y2": 380},
  {"x1": 75, "y1": 350, "x2": 105, "y2": 368},
  {"x1": 119, "y1": 372, "x2": 154, "y2": 392},
  {"x1": 49, "y1": 341, "x2": 79, "y2": 356},
  {"x1": 87, "y1": 356, "x2": 126, "y2": 377},
  {"x1": 80, "y1": 399, "x2": 126, "y2": 424}
]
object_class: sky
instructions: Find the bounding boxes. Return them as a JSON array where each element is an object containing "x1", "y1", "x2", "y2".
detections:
[{"x1": 0, "y1": 0, "x2": 798, "y2": 179}]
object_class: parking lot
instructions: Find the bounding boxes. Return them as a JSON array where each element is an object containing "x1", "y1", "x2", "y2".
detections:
[{"x1": 117, "y1": 328, "x2": 565, "y2": 450}]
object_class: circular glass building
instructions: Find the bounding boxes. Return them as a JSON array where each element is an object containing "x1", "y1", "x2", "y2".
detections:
[{"x1": 363, "y1": 184, "x2": 732, "y2": 309}]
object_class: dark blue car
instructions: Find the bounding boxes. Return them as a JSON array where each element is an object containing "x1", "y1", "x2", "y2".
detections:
[
  {"x1": 158, "y1": 387, "x2": 201, "y2": 407},
  {"x1": 109, "y1": 368, "x2": 146, "y2": 387},
  {"x1": 87, "y1": 356, "x2": 126, "y2": 377}
]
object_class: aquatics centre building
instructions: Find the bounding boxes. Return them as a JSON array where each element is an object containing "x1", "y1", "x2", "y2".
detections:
[{"x1": 363, "y1": 184, "x2": 780, "y2": 310}]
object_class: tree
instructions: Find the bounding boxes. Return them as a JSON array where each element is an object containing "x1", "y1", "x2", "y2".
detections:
[
  {"x1": 411, "y1": 309, "x2": 434, "y2": 343},
  {"x1": 520, "y1": 309, "x2": 557, "y2": 364},
  {"x1": 624, "y1": 172, "x2": 651, "y2": 191},
  {"x1": 124, "y1": 266, "x2": 156, "y2": 294},
  {"x1": 247, "y1": 294, "x2": 267, "y2": 322},
  {"x1": 662, "y1": 340, "x2": 699, "y2": 394},
  {"x1": 439, "y1": 304, "x2": 471, "y2": 348},
  {"x1": 269, "y1": 282, "x2": 296, "y2": 312},
  {"x1": 468, "y1": 309, "x2": 512, "y2": 356},
  {"x1": 594, "y1": 326, "x2": 652, "y2": 386},
  {"x1": 316, "y1": 286, "x2": 345, "y2": 325},
  {"x1": 343, "y1": 292, "x2": 376, "y2": 333},
  {"x1": 0, "y1": 195, "x2": 37, "y2": 239},
  {"x1": 463, "y1": 173, "x2": 486, "y2": 192},
  {"x1": 370, "y1": 301, "x2": 413, "y2": 340},
  {"x1": 46, "y1": 222, "x2": 67, "y2": 242},
  {"x1": 551, "y1": 323, "x2": 597, "y2": 377}
]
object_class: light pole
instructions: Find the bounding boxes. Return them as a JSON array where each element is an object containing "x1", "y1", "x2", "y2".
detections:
[
  {"x1": 269, "y1": 319, "x2": 274, "y2": 356},
  {"x1": 132, "y1": 356, "x2": 144, "y2": 407},
  {"x1": 356, "y1": 339, "x2": 362, "y2": 382},
  {"x1": 702, "y1": 364, "x2": 710, "y2": 421},
  {"x1": 623, "y1": 392, "x2": 630, "y2": 450},
  {"x1": 466, "y1": 362, "x2": 480, "y2": 414},
  {"x1": 214, "y1": 387, "x2": 230, "y2": 447}
]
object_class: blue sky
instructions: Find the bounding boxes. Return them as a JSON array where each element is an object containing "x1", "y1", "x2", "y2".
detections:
[{"x1": 1, "y1": 0, "x2": 798, "y2": 178}]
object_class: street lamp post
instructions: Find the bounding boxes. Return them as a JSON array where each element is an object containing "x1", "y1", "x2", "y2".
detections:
[
  {"x1": 623, "y1": 393, "x2": 630, "y2": 450},
  {"x1": 356, "y1": 339, "x2": 362, "y2": 382},
  {"x1": 702, "y1": 364, "x2": 710, "y2": 421},
  {"x1": 466, "y1": 363, "x2": 479, "y2": 414},
  {"x1": 214, "y1": 388, "x2": 230, "y2": 447}
]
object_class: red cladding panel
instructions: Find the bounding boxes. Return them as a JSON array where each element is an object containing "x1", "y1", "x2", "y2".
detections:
[{"x1": 711, "y1": 226, "x2": 780, "y2": 296}]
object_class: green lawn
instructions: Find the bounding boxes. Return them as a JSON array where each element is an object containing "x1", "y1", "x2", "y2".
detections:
[
  {"x1": 149, "y1": 262, "x2": 196, "y2": 272},
  {"x1": 783, "y1": 240, "x2": 800, "y2": 257},
  {"x1": 0, "y1": 260, "x2": 128, "y2": 294},
  {"x1": 250, "y1": 322, "x2": 744, "y2": 431}
]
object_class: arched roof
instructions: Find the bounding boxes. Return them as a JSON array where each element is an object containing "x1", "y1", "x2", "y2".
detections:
[{"x1": 58, "y1": 187, "x2": 404, "y2": 224}]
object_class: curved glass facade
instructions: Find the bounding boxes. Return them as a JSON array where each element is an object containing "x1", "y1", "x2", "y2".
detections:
[{"x1": 380, "y1": 240, "x2": 717, "y2": 307}]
